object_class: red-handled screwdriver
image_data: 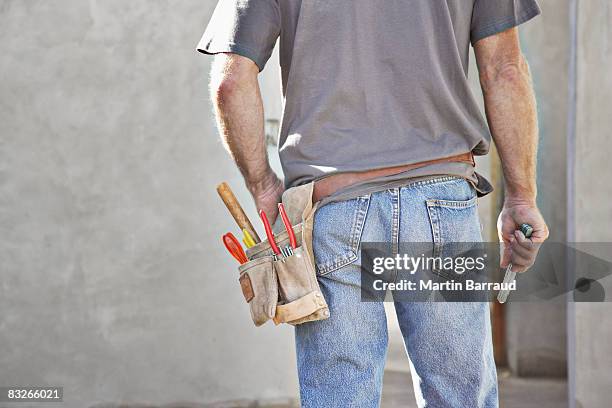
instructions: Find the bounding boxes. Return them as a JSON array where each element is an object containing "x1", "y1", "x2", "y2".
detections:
[{"x1": 222, "y1": 232, "x2": 248, "y2": 264}]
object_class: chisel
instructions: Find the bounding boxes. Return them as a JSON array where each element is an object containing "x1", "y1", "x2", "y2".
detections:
[
  {"x1": 216, "y1": 182, "x2": 261, "y2": 244},
  {"x1": 497, "y1": 223, "x2": 533, "y2": 303}
]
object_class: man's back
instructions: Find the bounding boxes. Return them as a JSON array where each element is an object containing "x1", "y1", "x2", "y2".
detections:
[{"x1": 199, "y1": 0, "x2": 540, "y2": 188}]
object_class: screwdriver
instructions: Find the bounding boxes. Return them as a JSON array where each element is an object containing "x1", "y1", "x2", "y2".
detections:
[
  {"x1": 497, "y1": 223, "x2": 534, "y2": 303},
  {"x1": 242, "y1": 228, "x2": 256, "y2": 248}
]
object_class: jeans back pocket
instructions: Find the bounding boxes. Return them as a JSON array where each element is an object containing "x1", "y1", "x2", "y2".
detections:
[
  {"x1": 426, "y1": 196, "x2": 481, "y2": 243},
  {"x1": 426, "y1": 195, "x2": 482, "y2": 279},
  {"x1": 313, "y1": 195, "x2": 370, "y2": 275}
]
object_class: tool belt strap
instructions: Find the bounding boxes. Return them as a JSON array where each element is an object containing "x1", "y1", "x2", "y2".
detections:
[{"x1": 312, "y1": 152, "x2": 474, "y2": 203}]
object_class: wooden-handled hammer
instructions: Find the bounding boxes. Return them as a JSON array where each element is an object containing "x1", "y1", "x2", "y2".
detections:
[{"x1": 216, "y1": 182, "x2": 261, "y2": 244}]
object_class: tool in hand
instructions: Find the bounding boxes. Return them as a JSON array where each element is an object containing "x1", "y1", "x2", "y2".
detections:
[
  {"x1": 216, "y1": 182, "x2": 261, "y2": 244},
  {"x1": 259, "y1": 209, "x2": 281, "y2": 259},
  {"x1": 278, "y1": 203, "x2": 297, "y2": 258},
  {"x1": 497, "y1": 223, "x2": 534, "y2": 303},
  {"x1": 242, "y1": 228, "x2": 256, "y2": 248},
  {"x1": 222, "y1": 232, "x2": 248, "y2": 265}
]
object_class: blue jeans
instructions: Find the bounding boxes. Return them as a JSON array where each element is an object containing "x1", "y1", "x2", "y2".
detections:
[{"x1": 296, "y1": 177, "x2": 498, "y2": 407}]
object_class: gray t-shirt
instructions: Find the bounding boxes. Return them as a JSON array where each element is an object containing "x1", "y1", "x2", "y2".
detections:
[{"x1": 197, "y1": 0, "x2": 540, "y2": 194}]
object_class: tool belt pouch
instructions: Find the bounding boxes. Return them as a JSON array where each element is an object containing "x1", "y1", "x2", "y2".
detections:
[
  {"x1": 242, "y1": 181, "x2": 329, "y2": 326},
  {"x1": 273, "y1": 244, "x2": 328, "y2": 325},
  {"x1": 237, "y1": 255, "x2": 278, "y2": 327},
  {"x1": 272, "y1": 182, "x2": 329, "y2": 325}
]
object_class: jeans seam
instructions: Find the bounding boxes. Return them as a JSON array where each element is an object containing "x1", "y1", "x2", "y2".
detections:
[
  {"x1": 426, "y1": 203, "x2": 443, "y2": 274},
  {"x1": 426, "y1": 203, "x2": 441, "y2": 244},
  {"x1": 391, "y1": 188, "x2": 399, "y2": 257},
  {"x1": 426, "y1": 196, "x2": 478, "y2": 209},
  {"x1": 402, "y1": 175, "x2": 460, "y2": 190},
  {"x1": 390, "y1": 188, "x2": 401, "y2": 286},
  {"x1": 350, "y1": 195, "x2": 370, "y2": 249}
]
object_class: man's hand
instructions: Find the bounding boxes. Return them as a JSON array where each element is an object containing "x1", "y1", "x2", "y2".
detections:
[
  {"x1": 248, "y1": 171, "x2": 285, "y2": 224},
  {"x1": 498, "y1": 199, "x2": 549, "y2": 273}
]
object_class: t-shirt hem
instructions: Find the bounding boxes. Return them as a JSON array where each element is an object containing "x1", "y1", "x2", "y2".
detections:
[
  {"x1": 196, "y1": 40, "x2": 266, "y2": 71},
  {"x1": 470, "y1": 5, "x2": 541, "y2": 44}
]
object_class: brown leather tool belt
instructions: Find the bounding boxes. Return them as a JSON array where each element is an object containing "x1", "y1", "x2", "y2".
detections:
[{"x1": 312, "y1": 152, "x2": 475, "y2": 203}]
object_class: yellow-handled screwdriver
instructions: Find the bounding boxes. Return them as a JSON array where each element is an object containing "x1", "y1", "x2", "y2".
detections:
[{"x1": 242, "y1": 228, "x2": 256, "y2": 248}]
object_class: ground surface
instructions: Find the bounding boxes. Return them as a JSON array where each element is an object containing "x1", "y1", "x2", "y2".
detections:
[
  {"x1": 196, "y1": 369, "x2": 568, "y2": 408},
  {"x1": 381, "y1": 370, "x2": 568, "y2": 408},
  {"x1": 92, "y1": 370, "x2": 567, "y2": 408}
]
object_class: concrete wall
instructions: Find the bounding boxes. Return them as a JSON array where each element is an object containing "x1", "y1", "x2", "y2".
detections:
[
  {"x1": 3, "y1": 0, "x2": 609, "y2": 406},
  {"x1": 573, "y1": 0, "x2": 612, "y2": 406},
  {"x1": 0, "y1": 1, "x2": 298, "y2": 406}
]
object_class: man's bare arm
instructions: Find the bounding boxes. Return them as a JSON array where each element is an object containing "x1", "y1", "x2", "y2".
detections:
[
  {"x1": 210, "y1": 53, "x2": 284, "y2": 221},
  {"x1": 475, "y1": 28, "x2": 549, "y2": 272}
]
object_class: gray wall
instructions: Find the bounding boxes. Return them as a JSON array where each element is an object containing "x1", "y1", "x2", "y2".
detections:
[
  {"x1": 0, "y1": 1, "x2": 297, "y2": 406},
  {"x1": 2, "y1": 0, "x2": 610, "y2": 406},
  {"x1": 573, "y1": 0, "x2": 612, "y2": 406}
]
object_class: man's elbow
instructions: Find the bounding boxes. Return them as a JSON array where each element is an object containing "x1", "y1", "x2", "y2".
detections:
[
  {"x1": 479, "y1": 54, "x2": 530, "y2": 92},
  {"x1": 210, "y1": 54, "x2": 258, "y2": 102},
  {"x1": 212, "y1": 76, "x2": 241, "y2": 101}
]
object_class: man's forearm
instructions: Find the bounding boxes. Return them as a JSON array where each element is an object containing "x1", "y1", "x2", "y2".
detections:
[
  {"x1": 478, "y1": 34, "x2": 539, "y2": 205},
  {"x1": 476, "y1": 29, "x2": 548, "y2": 267},
  {"x1": 210, "y1": 54, "x2": 276, "y2": 195}
]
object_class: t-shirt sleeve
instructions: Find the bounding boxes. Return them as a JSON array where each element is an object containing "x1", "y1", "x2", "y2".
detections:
[
  {"x1": 196, "y1": 0, "x2": 280, "y2": 71},
  {"x1": 470, "y1": 0, "x2": 541, "y2": 45}
]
